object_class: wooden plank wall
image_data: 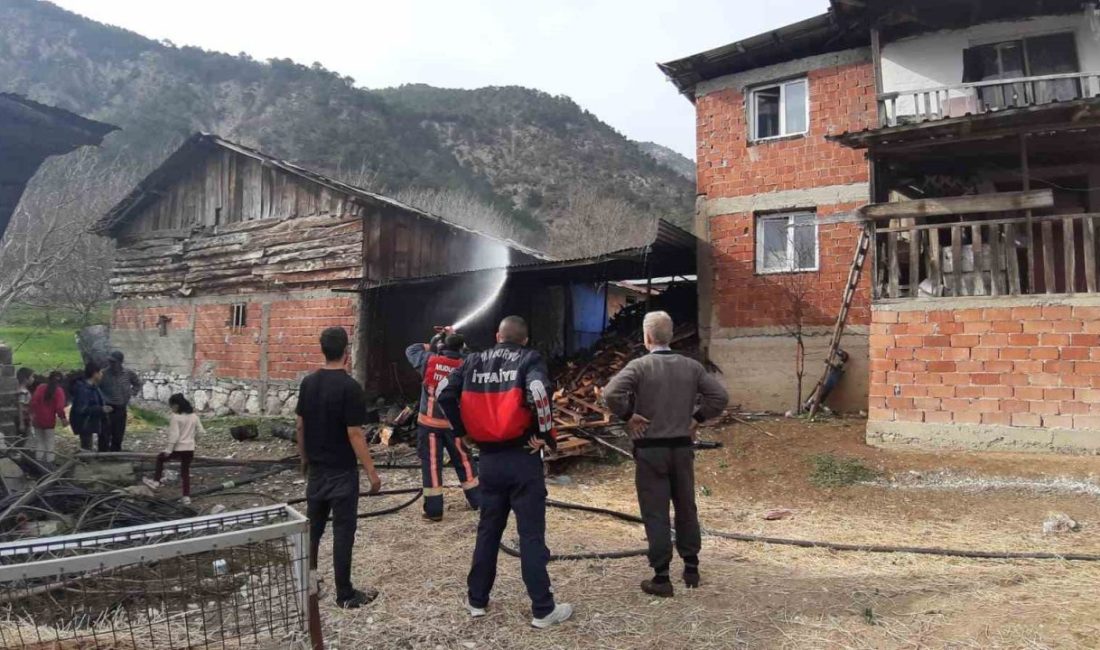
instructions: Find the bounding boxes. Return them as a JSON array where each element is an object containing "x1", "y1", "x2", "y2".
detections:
[{"x1": 111, "y1": 148, "x2": 517, "y2": 298}]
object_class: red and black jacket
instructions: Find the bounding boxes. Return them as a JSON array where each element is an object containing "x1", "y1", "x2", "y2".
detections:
[
  {"x1": 437, "y1": 342, "x2": 556, "y2": 452},
  {"x1": 406, "y1": 343, "x2": 464, "y2": 429}
]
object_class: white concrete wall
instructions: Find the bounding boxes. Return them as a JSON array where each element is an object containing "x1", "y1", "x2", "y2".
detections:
[{"x1": 881, "y1": 13, "x2": 1100, "y2": 115}]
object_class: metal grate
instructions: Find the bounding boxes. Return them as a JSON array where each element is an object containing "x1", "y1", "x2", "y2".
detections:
[{"x1": 0, "y1": 505, "x2": 310, "y2": 649}]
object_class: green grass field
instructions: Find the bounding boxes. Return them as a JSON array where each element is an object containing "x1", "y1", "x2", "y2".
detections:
[
  {"x1": 0, "y1": 326, "x2": 84, "y2": 373},
  {"x1": 0, "y1": 304, "x2": 109, "y2": 373}
]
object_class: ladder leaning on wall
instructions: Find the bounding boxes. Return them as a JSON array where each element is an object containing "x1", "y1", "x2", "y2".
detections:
[{"x1": 805, "y1": 223, "x2": 871, "y2": 417}]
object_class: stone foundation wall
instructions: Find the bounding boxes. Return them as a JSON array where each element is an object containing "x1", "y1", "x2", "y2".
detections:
[{"x1": 139, "y1": 371, "x2": 298, "y2": 417}]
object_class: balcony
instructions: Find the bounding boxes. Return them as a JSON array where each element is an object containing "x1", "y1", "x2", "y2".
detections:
[
  {"x1": 869, "y1": 190, "x2": 1100, "y2": 301},
  {"x1": 877, "y1": 72, "x2": 1100, "y2": 128}
]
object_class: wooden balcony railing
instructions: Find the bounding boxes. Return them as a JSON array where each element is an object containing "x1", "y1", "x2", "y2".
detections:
[
  {"x1": 873, "y1": 212, "x2": 1100, "y2": 300},
  {"x1": 877, "y1": 71, "x2": 1100, "y2": 128}
]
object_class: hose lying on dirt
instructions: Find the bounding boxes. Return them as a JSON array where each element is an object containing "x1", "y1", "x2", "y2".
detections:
[
  {"x1": 190, "y1": 458, "x2": 425, "y2": 519},
  {"x1": 500, "y1": 498, "x2": 1100, "y2": 563}
]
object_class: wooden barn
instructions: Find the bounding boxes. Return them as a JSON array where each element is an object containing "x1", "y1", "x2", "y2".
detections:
[{"x1": 92, "y1": 133, "x2": 539, "y2": 415}]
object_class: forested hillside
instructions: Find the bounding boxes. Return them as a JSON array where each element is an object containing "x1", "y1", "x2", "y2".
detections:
[{"x1": 0, "y1": 0, "x2": 695, "y2": 252}]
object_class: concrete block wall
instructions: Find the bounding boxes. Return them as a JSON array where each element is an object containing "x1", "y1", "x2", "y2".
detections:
[
  {"x1": 868, "y1": 296, "x2": 1100, "y2": 452},
  {"x1": 693, "y1": 48, "x2": 877, "y2": 412}
]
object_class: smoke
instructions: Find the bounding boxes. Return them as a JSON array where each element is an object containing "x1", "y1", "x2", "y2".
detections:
[{"x1": 452, "y1": 239, "x2": 510, "y2": 330}]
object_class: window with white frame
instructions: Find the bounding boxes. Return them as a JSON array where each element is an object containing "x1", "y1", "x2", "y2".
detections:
[
  {"x1": 750, "y1": 78, "x2": 808, "y2": 140},
  {"x1": 756, "y1": 211, "x2": 818, "y2": 273}
]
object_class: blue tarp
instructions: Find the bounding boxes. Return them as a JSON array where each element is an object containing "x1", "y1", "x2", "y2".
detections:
[{"x1": 570, "y1": 283, "x2": 607, "y2": 353}]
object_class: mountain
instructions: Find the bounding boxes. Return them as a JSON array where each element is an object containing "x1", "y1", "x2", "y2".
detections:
[
  {"x1": 636, "y1": 141, "x2": 695, "y2": 181},
  {"x1": 0, "y1": 0, "x2": 695, "y2": 252}
]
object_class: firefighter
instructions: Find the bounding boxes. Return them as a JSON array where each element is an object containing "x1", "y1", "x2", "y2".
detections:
[
  {"x1": 405, "y1": 328, "x2": 480, "y2": 521},
  {"x1": 437, "y1": 316, "x2": 573, "y2": 629}
]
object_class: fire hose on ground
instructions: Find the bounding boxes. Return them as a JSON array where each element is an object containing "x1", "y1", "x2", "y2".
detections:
[{"x1": 166, "y1": 451, "x2": 1100, "y2": 563}]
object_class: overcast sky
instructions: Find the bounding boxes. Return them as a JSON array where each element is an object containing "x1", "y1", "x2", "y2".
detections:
[{"x1": 51, "y1": 0, "x2": 829, "y2": 158}]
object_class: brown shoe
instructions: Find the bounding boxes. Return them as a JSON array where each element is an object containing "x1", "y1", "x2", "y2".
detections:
[{"x1": 641, "y1": 579, "x2": 674, "y2": 598}]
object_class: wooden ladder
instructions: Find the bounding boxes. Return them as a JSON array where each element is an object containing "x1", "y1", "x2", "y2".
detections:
[{"x1": 807, "y1": 223, "x2": 871, "y2": 416}]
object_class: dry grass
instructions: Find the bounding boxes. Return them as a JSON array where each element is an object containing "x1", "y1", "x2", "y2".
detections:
[{"x1": 47, "y1": 417, "x2": 1100, "y2": 649}]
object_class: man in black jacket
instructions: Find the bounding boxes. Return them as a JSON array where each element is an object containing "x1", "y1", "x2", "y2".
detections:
[{"x1": 437, "y1": 316, "x2": 573, "y2": 629}]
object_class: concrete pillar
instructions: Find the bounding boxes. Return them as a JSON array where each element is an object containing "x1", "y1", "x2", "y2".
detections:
[{"x1": 0, "y1": 345, "x2": 17, "y2": 442}]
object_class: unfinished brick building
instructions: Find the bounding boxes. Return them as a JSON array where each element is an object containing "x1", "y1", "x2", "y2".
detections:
[
  {"x1": 94, "y1": 133, "x2": 535, "y2": 415},
  {"x1": 664, "y1": 0, "x2": 1100, "y2": 452},
  {"x1": 661, "y1": 10, "x2": 875, "y2": 413}
]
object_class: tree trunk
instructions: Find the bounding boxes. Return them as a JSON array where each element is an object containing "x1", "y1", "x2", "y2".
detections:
[{"x1": 794, "y1": 335, "x2": 805, "y2": 414}]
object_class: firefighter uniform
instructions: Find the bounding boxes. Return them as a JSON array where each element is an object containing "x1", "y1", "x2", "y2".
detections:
[
  {"x1": 436, "y1": 341, "x2": 560, "y2": 619},
  {"x1": 406, "y1": 340, "x2": 480, "y2": 520}
]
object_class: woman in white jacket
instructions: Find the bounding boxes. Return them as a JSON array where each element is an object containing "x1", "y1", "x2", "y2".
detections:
[{"x1": 143, "y1": 393, "x2": 204, "y2": 504}]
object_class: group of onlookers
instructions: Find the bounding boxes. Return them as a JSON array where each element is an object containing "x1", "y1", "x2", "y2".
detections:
[{"x1": 14, "y1": 351, "x2": 142, "y2": 459}]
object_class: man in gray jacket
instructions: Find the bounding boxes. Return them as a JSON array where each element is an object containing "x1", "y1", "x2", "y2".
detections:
[{"x1": 603, "y1": 311, "x2": 728, "y2": 597}]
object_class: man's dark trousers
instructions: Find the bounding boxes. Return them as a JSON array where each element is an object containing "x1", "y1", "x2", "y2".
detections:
[
  {"x1": 634, "y1": 441, "x2": 701, "y2": 576},
  {"x1": 99, "y1": 407, "x2": 127, "y2": 452},
  {"x1": 305, "y1": 465, "x2": 359, "y2": 601},
  {"x1": 467, "y1": 446, "x2": 555, "y2": 617},
  {"x1": 418, "y1": 425, "x2": 481, "y2": 519}
]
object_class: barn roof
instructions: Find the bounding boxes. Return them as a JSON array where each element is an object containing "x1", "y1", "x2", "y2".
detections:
[
  {"x1": 92, "y1": 132, "x2": 545, "y2": 259},
  {"x1": 0, "y1": 93, "x2": 117, "y2": 237}
]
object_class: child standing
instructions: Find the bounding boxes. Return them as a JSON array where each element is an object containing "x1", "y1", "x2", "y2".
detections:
[
  {"x1": 29, "y1": 371, "x2": 68, "y2": 463},
  {"x1": 143, "y1": 394, "x2": 203, "y2": 505}
]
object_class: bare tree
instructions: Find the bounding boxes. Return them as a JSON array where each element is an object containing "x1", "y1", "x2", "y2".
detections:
[
  {"x1": 392, "y1": 186, "x2": 532, "y2": 245},
  {"x1": 0, "y1": 149, "x2": 130, "y2": 322},
  {"x1": 766, "y1": 223, "x2": 821, "y2": 415},
  {"x1": 23, "y1": 237, "x2": 113, "y2": 326},
  {"x1": 548, "y1": 187, "x2": 655, "y2": 258}
]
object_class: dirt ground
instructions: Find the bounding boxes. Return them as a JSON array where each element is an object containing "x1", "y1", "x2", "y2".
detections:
[{"x1": 109, "y1": 414, "x2": 1100, "y2": 649}]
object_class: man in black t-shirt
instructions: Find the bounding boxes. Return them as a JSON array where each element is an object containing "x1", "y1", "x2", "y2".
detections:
[{"x1": 295, "y1": 327, "x2": 382, "y2": 609}]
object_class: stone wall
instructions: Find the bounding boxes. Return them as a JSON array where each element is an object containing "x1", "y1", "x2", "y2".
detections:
[
  {"x1": 139, "y1": 371, "x2": 298, "y2": 417},
  {"x1": 693, "y1": 49, "x2": 877, "y2": 411},
  {"x1": 868, "y1": 295, "x2": 1100, "y2": 453}
]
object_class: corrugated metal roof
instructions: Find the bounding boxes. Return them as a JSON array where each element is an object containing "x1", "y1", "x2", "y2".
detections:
[
  {"x1": 345, "y1": 219, "x2": 697, "y2": 291},
  {"x1": 91, "y1": 132, "x2": 546, "y2": 260},
  {"x1": 829, "y1": 97, "x2": 1100, "y2": 150},
  {"x1": 0, "y1": 93, "x2": 118, "y2": 142},
  {"x1": 658, "y1": 7, "x2": 867, "y2": 100}
]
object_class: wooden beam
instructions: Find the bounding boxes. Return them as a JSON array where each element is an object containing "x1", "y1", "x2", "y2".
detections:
[{"x1": 862, "y1": 190, "x2": 1054, "y2": 220}]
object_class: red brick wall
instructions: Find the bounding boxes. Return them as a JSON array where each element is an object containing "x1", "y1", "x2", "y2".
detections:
[
  {"x1": 710, "y1": 202, "x2": 871, "y2": 328},
  {"x1": 112, "y1": 294, "x2": 358, "y2": 383},
  {"x1": 268, "y1": 296, "x2": 357, "y2": 381},
  {"x1": 112, "y1": 304, "x2": 192, "y2": 331},
  {"x1": 869, "y1": 304, "x2": 1100, "y2": 429},
  {"x1": 696, "y1": 61, "x2": 876, "y2": 198},
  {"x1": 194, "y1": 303, "x2": 264, "y2": 380},
  {"x1": 697, "y1": 59, "x2": 877, "y2": 330}
]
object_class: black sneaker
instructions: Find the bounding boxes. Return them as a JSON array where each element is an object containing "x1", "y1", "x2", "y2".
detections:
[
  {"x1": 336, "y1": 588, "x2": 379, "y2": 609},
  {"x1": 683, "y1": 568, "x2": 700, "y2": 589},
  {"x1": 422, "y1": 512, "x2": 443, "y2": 522},
  {"x1": 640, "y1": 578, "x2": 674, "y2": 598}
]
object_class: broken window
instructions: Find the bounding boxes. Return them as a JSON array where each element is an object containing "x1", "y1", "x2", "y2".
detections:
[
  {"x1": 230, "y1": 303, "x2": 247, "y2": 331},
  {"x1": 751, "y1": 78, "x2": 808, "y2": 140},
  {"x1": 963, "y1": 33, "x2": 1080, "y2": 108},
  {"x1": 756, "y1": 211, "x2": 818, "y2": 274}
]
